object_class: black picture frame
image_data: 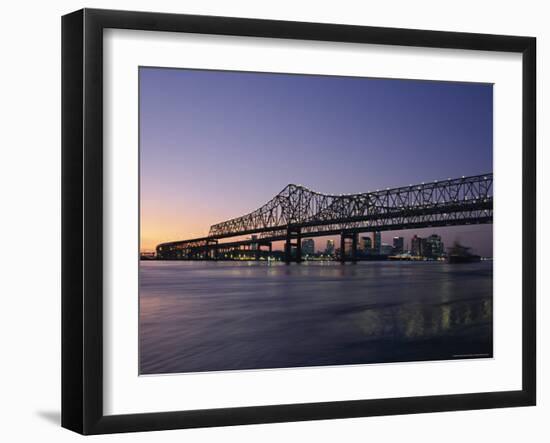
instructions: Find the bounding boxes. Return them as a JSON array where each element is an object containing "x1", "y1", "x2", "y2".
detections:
[{"x1": 62, "y1": 8, "x2": 536, "y2": 435}]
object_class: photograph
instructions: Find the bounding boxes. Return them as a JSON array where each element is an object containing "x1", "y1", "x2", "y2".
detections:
[{"x1": 139, "y1": 67, "x2": 494, "y2": 375}]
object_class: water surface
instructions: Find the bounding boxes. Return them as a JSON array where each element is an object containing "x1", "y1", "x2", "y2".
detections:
[{"x1": 139, "y1": 261, "x2": 492, "y2": 374}]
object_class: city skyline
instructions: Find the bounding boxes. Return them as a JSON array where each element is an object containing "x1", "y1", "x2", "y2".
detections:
[
  {"x1": 140, "y1": 67, "x2": 493, "y2": 255},
  {"x1": 292, "y1": 229, "x2": 484, "y2": 257}
]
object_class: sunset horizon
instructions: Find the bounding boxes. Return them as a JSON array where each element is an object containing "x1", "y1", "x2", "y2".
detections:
[{"x1": 140, "y1": 67, "x2": 493, "y2": 255}]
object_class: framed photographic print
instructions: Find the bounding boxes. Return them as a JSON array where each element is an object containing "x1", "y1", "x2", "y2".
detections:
[{"x1": 61, "y1": 8, "x2": 536, "y2": 435}]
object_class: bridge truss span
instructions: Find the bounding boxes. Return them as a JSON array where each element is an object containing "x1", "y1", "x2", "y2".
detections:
[
  {"x1": 208, "y1": 174, "x2": 493, "y2": 238},
  {"x1": 156, "y1": 173, "x2": 493, "y2": 262}
]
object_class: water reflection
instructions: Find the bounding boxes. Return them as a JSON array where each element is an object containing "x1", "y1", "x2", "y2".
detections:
[
  {"x1": 140, "y1": 261, "x2": 493, "y2": 374},
  {"x1": 354, "y1": 297, "x2": 492, "y2": 339}
]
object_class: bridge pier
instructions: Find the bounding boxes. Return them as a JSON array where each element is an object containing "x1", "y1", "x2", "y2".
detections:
[
  {"x1": 206, "y1": 239, "x2": 218, "y2": 260},
  {"x1": 285, "y1": 239, "x2": 296, "y2": 264},
  {"x1": 340, "y1": 231, "x2": 358, "y2": 264},
  {"x1": 351, "y1": 233, "x2": 357, "y2": 264},
  {"x1": 285, "y1": 226, "x2": 302, "y2": 264},
  {"x1": 340, "y1": 234, "x2": 345, "y2": 264}
]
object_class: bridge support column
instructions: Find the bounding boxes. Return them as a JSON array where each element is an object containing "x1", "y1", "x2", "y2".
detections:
[
  {"x1": 351, "y1": 233, "x2": 358, "y2": 264},
  {"x1": 285, "y1": 232, "x2": 292, "y2": 264},
  {"x1": 296, "y1": 232, "x2": 302, "y2": 264},
  {"x1": 206, "y1": 239, "x2": 218, "y2": 260},
  {"x1": 340, "y1": 233, "x2": 346, "y2": 264},
  {"x1": 340, "y1": 231, "x2": 358, "y2": 264},
  {"x1": 285, "y1": 226, "x2": 302, "y2": 264}
]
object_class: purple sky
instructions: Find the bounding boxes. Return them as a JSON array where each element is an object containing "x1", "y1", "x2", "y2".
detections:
[{"x1": 140, "y1": 67, "x2": 493, "y2": 256}]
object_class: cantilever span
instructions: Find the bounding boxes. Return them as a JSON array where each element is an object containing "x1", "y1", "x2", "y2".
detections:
[{"x1": 156, "y1": 173, "x2": 493, "y2": 262}]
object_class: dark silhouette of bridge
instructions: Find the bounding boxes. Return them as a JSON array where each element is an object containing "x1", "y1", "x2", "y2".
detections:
[{"x1": 156, "y1": 173, "x2": 493, "y2": 263}]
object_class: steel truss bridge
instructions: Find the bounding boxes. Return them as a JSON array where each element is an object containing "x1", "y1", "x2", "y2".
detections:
[{"x1": 156, "y1": 173, "x2": 493, "y2": 263}]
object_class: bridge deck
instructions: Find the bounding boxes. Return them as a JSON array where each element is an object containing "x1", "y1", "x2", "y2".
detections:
[{"x1": 156, "y1": 173, "x2": 493, "y2": 259}]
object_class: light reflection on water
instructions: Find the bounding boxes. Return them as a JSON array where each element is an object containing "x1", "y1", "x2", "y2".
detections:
[{"x1": 139, "y1": 261, "x2": 492, "y2": 374}]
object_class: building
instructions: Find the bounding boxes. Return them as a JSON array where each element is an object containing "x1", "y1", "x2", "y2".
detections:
[
  {"x1": 411, "y1": 235, "x2": 422, "y2": 256},
  {"x1": 420, "y1": 237, "x2": 430, "y2": 257},
  {"x1": 372, "y1": 231, "x2": 381, "y2": 254},
  {"x1": 426, "y1": 234, "x2": 444, "y2": 257},
  {"x1": 410, "y1": 234, "x2": 444, "y2": 258},
  {"x1": 360, "y1": 236, "x2": 372, "y2": 251},
  {"x1": 301, "y1": 238, "x2": 315, "y2": 256},
  {"x1": 393, "y1": 236, "x2": 404, "y2": 254},
  {"x1": 325, "y1": 239, "x2": 335, "y2": 256},
  {"x1": 380, "y1": 243, "x2": 393, "y2": 256}
]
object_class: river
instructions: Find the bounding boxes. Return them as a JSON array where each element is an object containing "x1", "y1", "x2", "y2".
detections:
[{"x1": 139, "y1": 260, "x2": 492, "y2": 374}]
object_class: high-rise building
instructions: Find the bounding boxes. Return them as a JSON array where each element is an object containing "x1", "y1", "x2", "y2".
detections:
[
  {"x1": 420, "y1": 237, "x2": 430, "y2": 257},
  {"x1": 301, "y1": 239, "x2": 315, "y2": 256},
  {"x1": 393, "y1": 236, "x2": 404, "y2": 254},
  {"x1": 410, "y1": 234, "x2": 444, "y2": 257},
  {"x1": 372, "y1": 231, "x2": 381, "y2": 254},
  {"x1": 426, "y1": 234, "x2": 444, "y2": 257},
  {"x1": 411, "y1": 235, "x2": 422, "y2": 256},
  {"x1": 360, "y1": 236, "x2": 372, "y2": 251},
  {"x1": 325, "y1": 239, "x2": 335, "y2": 256}
]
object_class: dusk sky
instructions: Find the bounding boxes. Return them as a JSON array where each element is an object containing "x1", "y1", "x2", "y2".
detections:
[{"x1": 140, "y1": 67, "x2": 493, "y2": 255}]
